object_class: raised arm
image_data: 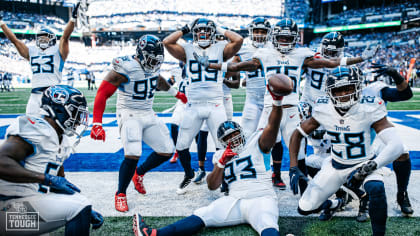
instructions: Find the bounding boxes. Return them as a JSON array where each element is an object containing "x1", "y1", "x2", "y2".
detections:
[
  {"x1": 59, "y1": 3, "x2": 79, "y2": 61},
  {"x1": 372, "y1": 63, "x2": 413, "y2": 102},
  {"x1": 220, "y1": 28, "x2": 243, "y2": 61},
  {"x1": 0, "y1": 19, "x2": 29, "y2": 60}
]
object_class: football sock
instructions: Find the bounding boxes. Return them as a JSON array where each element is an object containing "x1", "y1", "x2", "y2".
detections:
[
  {"x1": 272, "y1": 142, "x2": 283, "y2": 175},
  {"x1": 137, "y1": 152, "x2": 170, "y2": 176},
  {"x1": 261, "y1": 228, "x2": 279, "y2": 236},
  {"x1": 65, "y1": 205, "x2": 91, "y2": 236},
  {"x1": 393, "y1": 158, "x2": 411, "y2": 193},
  {"x1": 178, "y1": 149, "x2": 194, "y2": 178},
  {"x1": 199, "y1": 165, "x2": 205, "y2": 171},
  {"x1": 157, "y1": 215, "x2": 205, "y2": 236},
  {"x1": 365, "y1": 180, "x2": 387, "y2": 236},
  {"x1": 197, "y1": 131, "x2": 208, "y2": 162},
  {"x1": 117, "y1": 158, "x2": 138, "y2": 194},
  {"x1": 170, "y1": 124, "x2": 179, "y2": 145}
]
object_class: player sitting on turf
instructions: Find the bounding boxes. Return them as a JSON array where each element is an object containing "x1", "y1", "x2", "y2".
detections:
[
  {"x1": 0, "y1": 85, "x2": 103, "y2": 235},
  {"x1": 132, "y1": 74, "x2": 292, "y2": 236},
  {"x1": 288, "y1": 66, "x2": 404, "y2": 236}
]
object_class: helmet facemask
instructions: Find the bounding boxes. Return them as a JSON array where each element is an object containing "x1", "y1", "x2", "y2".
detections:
[
  {"x1": 193, "y1": 25, "x2": 215, "y2": 48},
  {"x1": 321, "y1": 44, "x2": 344, "y2": 59},
  {"x1": 140, "y1": 50, "x2": 164, "y2": 73},
  {"x1": 250, "y1": 28, "x2": 270, "y2": 48},
  {"x1": 327, "y1": 82, "x2": 361, "y2": 110},
  {"x1": 272, "y1": 32, "x2": 298, "y2": 53},
  {"x1": 36, "y1": 31, "x2": 56, "y2": 50},
  {"x1": 219, "y1": 129, "x2": 246, "y2": 154}
]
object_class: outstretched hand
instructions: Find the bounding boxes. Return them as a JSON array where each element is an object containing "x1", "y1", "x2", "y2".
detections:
[{"x1": 193, "y1": 52, "x2": 210, "y2": 69}]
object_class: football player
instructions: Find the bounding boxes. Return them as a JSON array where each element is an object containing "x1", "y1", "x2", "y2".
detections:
[
  {"x1": 0, "y1": 85, "x2": 103, "y2": 235},
  {"x1": 194, "y1": 18, "x2": 379, "y2": 192},
  {"x1": 133, "y1": 77, "x2": 288, "y2": 236},
  {"x1": 163, "y1": 18, "x2": 243, "y2": 194},
  {"x1": 289, "y1": 66, "x2": 404, "y2": 235},
  {"x1": 0, "y1": 3, "x2": 80, "y2": 116},
  {"x1": 357, "y1": 63, "x2": 414, "y2": 219},
  {"x1": 90, "y1": 35, "x2": 187, "y2": 212}
]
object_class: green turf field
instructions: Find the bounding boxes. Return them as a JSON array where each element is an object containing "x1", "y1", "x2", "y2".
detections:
[
  {"x1": 50, "y1": 216, "x2": 420, "y2": 236},
  {"x1": 0, "y1": 88, "x2": 419, "y2": 114}
]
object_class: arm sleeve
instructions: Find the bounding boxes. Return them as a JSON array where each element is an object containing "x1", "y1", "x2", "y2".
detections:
[
  {"x1": 92, "y1": 80, "x2": 117, "y2": 124},
  {"x1": 380, "y1": 86, "x2": 413, "y2": 102},
  {"x1": 374, "y1": 127, "x2": 404, "y2": 168}
]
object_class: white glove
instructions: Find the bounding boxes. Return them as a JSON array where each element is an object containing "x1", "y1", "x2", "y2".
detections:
[{"x1": 361, "y1": 44, "x2": 380, "y2": 61}]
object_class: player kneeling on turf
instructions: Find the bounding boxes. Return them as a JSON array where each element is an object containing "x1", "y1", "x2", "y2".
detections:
[
  {"x1": 133, "y1": 74, "x2": 292, "y2": 236},
  {"x1": 0, "y1": 85, "x2": 103, "y2": 235},
  {"x1": 288, "y1": 66, "x2": 404, "y2": 236}
]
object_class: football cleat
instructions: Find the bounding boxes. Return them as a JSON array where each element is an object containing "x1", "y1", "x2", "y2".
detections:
[
  {"x1": 356, "y1": 195, "x2": 369, "y2": 222},
  {"x1": 272, "y1": 173, "x2": 286, "y2": 190},
  {"x1": 319, "y1": 198, "x2": 344, "y2": 221},
  {"x1": 133, "y1": 213, "x2": 157, "y2": 236},
  {"x1": 115, "y1": 192, "x2": 129, "y2": 212},
  {"x1": 169, "y1": 151, "x2": 178, "y2": 163},
  {"x1": 193, "y1": 169, "x2": 206, "y2": 184},
  {"x1": 132, "y1": 171, "x2": 146, "y2": 195},
  {"x1": 397, "y1": 191, "x2": 414, "y2": 217},
  {"x1": 176, "y1": 175, "x2": 193, "y2": 195}
]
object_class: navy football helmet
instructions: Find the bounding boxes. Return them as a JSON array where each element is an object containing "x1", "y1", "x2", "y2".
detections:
[
  {"x1": 297, "y1": 101, "x2": 312, "y2": 120},
  {"x1": 321, "y1": 32, "x2": 345, "y2": 59},
  {"x1": 136, "y1": 35, "x2": 164, "y2": 73},
  {"x1": 272, "y1": 18, "x2": 299, "y2": 53},
  {"x1": 248, "y1": 17, "x2": 271, "y2": 48},
  {"x1": 326, "y1": 66, "x2": 362, "y2": 110},
  {"x1": 36, "y1": 28, "x2": 56, "y2": 50},
  {"x1": 192, "y1": 18, "x2": 216, "y2": 48},
  {"x1": 41, "y1": 85, "x2": 89, "y2": 137},
  {"x1": 217, "y1": 121, "x2": 246, "y2": 153}
]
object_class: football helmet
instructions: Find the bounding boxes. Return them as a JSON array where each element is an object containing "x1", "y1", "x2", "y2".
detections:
[
  {"x1": 321, "y1": 32, "x2": 345, "y2": 59},
  {"x1": 36, "y1": 28, "x2": 56, "y2": 50},
  {"x1": 192, "y1": 18, "x2": 216, "y2": 48},
  {"x1": 272, "y1": 18, "x2": 299, "y2": 53},
  {"x1": 136, "y1": 34, "x2": 164, "y2": 73},
  {"x1": 326, "y1": 66, "x2": 362, "y2": 110},
  {"x1": 41, "y1": 85, "x2": 89, "y2": 137},
  {"x1": 248, "y1": 17, "x2": 271, "y2": 48},
  {"x1": 217, "y1": 121, "x2": 246, "y2": 153},
  {"x1": 297, "y1": 101, "x2": 312, "y2": 120}
]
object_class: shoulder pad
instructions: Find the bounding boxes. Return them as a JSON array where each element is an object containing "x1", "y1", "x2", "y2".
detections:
[
  {"x1": 6, "y1": 116, "x2": 54, "y2": 143},
  {"x1": 360, "y1": 95, "x2": 379, "y2": 104},
  {"x1": 112, "y1": 56, "x2": 132, "y2": 75}
]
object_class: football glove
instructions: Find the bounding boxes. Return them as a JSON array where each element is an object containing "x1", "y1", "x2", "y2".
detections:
[
  {"x1": 91, "y1": 124, "x2": 106, "y2": 142},
  {"x1": 43, "y1": 174, "x2": 80, "y2": 195},
  {"x1": 91, "y1": 210, "x2": 104, "y2": 230},
  {"x1": 181, "y1": 18, "x2": 199, "y2": 35},
  {"x1": 266, "y1": 84, "x2": 284, "y2": 101},
  {"x1": 175, "y1": 92, "x2": 188, "y2": 104},
  {"x1": 361, "y1": 44, "x2": 380, "y2": 61},
  {"x1": 289, "y1": 166, "x2": 309, "y2": 195},
  {"x1": 346, "y1": 161, "x2": 377, "y2": 190},
  {"x1": 193, "y1": 52, "x2": 210, "y2": 69},
  {"x1": 72, "y1": 2, "x2": 80, "y2": 19},
  {"x1": 218, "y1": 143, "x2": 237, "y2": 168},
  {"x1": 371, "y1": 63, "x2": 404, "y2": 85}
]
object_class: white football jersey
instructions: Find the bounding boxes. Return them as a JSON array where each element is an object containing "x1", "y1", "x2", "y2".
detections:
[
  {"x1": 0, "y1": 116, "x2": 72, "y2": 197},
  {"x1": 253, "y1": 47, "x2": 314, "y2": 106},
  {"x1": 212, "y1": 130, "x2": 276, "y2": 199},
  {"x1": 28, "y1": 45, "x2": 64, "y2": 88},
  {"x1": 182, "y1": 41, "x2": 227, "y2": 102},
  {"x1": 302, "y1": 67, "x2": 333, "y2": 106},
  {"x1": 312, "y1": 96, "x2": 387, "y2": 165},
  {"x1": 362, "y1": 81, "x2": 388, "y2": 98},
  {"x1": 112, "y1": 55, "x2": 160, "y2": 111},
  {"x1": 237, "y1": 44, "x2": 266, "y2": 98}
]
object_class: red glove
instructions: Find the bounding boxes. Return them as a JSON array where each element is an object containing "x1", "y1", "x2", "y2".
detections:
[
  {"x1": 91, "y1": 124, "x2": 106, "y2": 142},
  {"x1": 175, "y1": 91, "x2": 188, "y2": 104},
  {"x1": 217, "y1": 143, "x2": 237, "y2": 168},
  {"x1": 266, "y1": 84, "x2": 284, "y2": 101}
]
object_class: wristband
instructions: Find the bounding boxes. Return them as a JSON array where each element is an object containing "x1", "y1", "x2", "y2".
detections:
[
  {"x1": 168, "y1": 86, "x2": 178, "y2": 96},
  {"x1": 221, "y1": 62, "x2": 228, "y2": 73},
  {"x1": 70, "y1": 18, "x2": 76, "y2": 23},
  {"x1": 272, "y1": 100, "x2": 283, "y2": 106},
  {"x1": 92, "y1": 122, "x2": 102, "y2": 126},
  {"x1": 0, "y1": 20, "x2": 5, "y2": 26},
  {"x1": 340, "y1": 57, "x2": 347, "y2": 66},
  {"x1": 217, "y1": 162, "x2": 225, "y2": 169},
  {"x1": 216, "y1": 26, "x2": 227, "y2": 35},
  {"x1": 297, "y1": 126, "x2": 309, "y2": 138}
]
